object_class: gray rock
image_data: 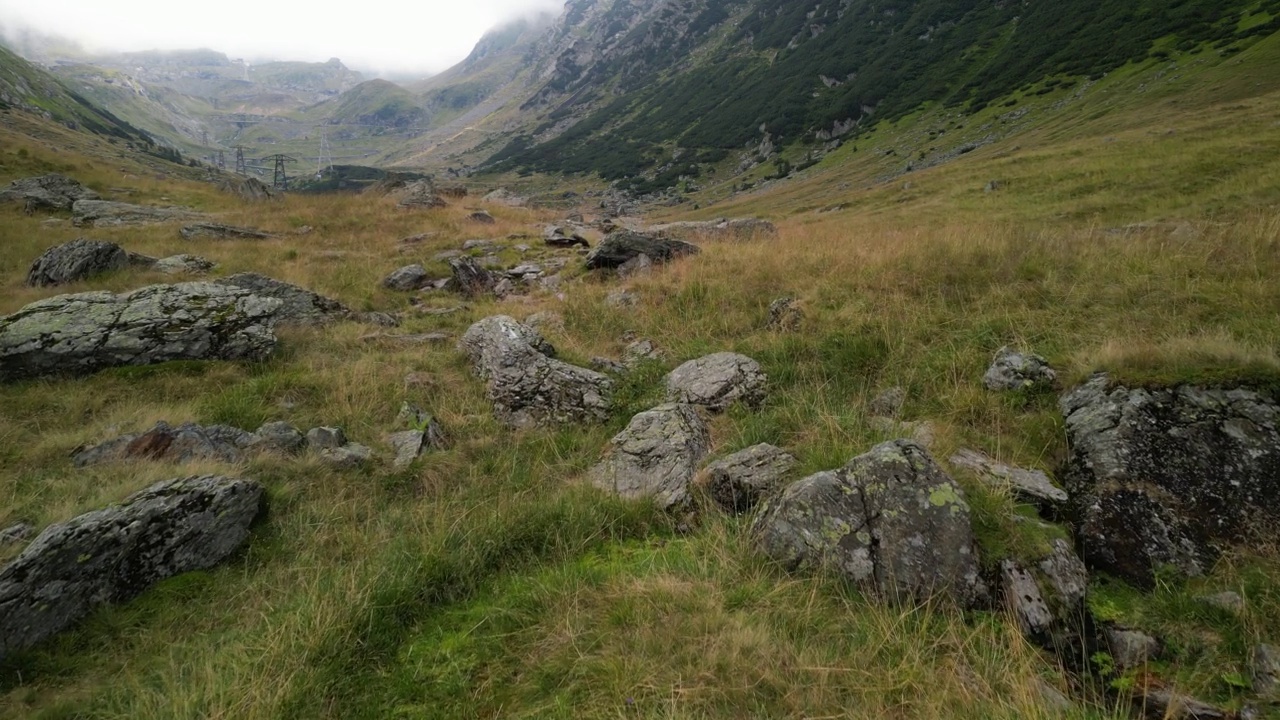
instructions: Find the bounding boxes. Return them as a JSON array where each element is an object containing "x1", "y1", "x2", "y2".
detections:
[
  {"x1": 0, "y1": 173, "x2": 99, "y2": 212},
  {"x1": 606, "y1": 288, "x2": 638, "y2": 308},
  {"x1": 1037, "y1": 538, "x2": 1089, "y2": 612},
  {"x1": 319, "y1": 443, "x2": 372, "y2": 468},
  {"x1": 506, "y1": 263, "x2": 543, "y2": 279},
  {"x1": 432, "y1": 249, "x2": 463, "y2": 261},
  {"x1": 459, "y1": 316, "x2": 610, "y2": 428},
  {"x1": 215, "y1": 273, "x2": 349, "y2": 327},
  {"x1": 1061, "y1": 374, "x2": 1280, "y2": 587},
  {"x1": 590, "y1": 356, "x2": 627, "y2": 374},
  {"x1": 71, "y1": 199, "x2": 203, "y2": 227},
  {"x1": 665, "y1": 352, "x2": 767, "y2": 412},
  {"x1": 1252, "y1": 643, "x2": 1280, "y2": 697},
  {"x1": 179, "y1": 223, "x2": 273, "y2": 241},
  {"x1": 1105, "y1": 627, "x2": 1160, "y2": 670},
  {"x1": 154, "y1": 254, "x2": 216, "y2": 275},
  {"x1": 217, "y1": 176, "x2": 275, "y2": 202},
  {"x1": 449, "y1": 256, "x2": 499, "y2": 298},
  {"x1": 585, "y1": 230, "x2": 699, "y2": 271},
  {"x1": 869, "y1": 417, "x2": 938, "y2": 449},
  {"x1": 248, "y1": 421, "x2": 306, "y2": 454},
  {"x1": 382, "y1": 264, "x2": 430, "y2": 291},
  {"x1": 1198, "y1": 590, "x2": 1245, "y2": 614},
  {"x1": 623, "y1": 339, "x2": 662, "y2": 367},
  {"x1": 1001, "y1": 560, "x2": 1054, "y2": 638},
  {"x1": 983, "y1": 346, "x2": 1057, "y2": 391},
  {"x1": 949, "y1": 448, "x2": 1067, "y2": 509},
  {"x1": 767, "y1": 296, "x2": 804, "y2": 332},
  {"x1": 394, "y1": 180, "x2": 447, "y2": 210},
  {"x1": 0, "y1": 475, "x2": 263, "y2": 662},
  {"x1": 0, "y1": 523, "x2": 34, "y2": 546},
  {"x1": 617, "y1": 253, "x2": 653, "y2": 278},
  {"x1": 591, "y1": 404, "x2": 710, "y2": 511},
  {"x1": 703, "y1": 443, "x2": 798, "y2": 514},
  {"x1": 0, "y1": 282, "x2": 280, "y2": 382},
  {"x1": 26, "y1": 238, "x2": 129, "y2": 287},
  {"x1": 461, "y1": 239, "x2": 498, "y2": 252},
  {"x1": 72, "y1": 421, "x2": 253, "y2": 467},
  {"x1": 305, "y1": 427, "x2": 347, "y2": 450},
  {"x1": 395, "y1": 403, "x2": 448, "y2": 450},
  {"x1": 753, "y1": 440, "x2": 985, "y2": 605},
  {"x1": 388, "y1": 431, "x2": 426, "y2": 468},
  {"x1": 468, "y1": 210, "x2": 496, "y2": 224},
  {"x1": 869, "y1": 386, "x2": 907, "y2": 418},
  {"x1": 1134, "y1": 688, "x2": 1226, "y2": 719}
]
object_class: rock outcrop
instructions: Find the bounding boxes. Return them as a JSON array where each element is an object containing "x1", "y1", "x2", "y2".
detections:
[
  {"x1": 1061, "y1": 374, "x2": 1280, "y2": 587},
  {"x1": 0, "y1": 475, "x2": 263, "y2": 662},
  {"x1": 26, "y1": 238, "x2": 129, "y2": 287},
  {"x1": 665, "y1": 352, "x2": 767, "y2": 412},
  {"x1": 179, "y1": 223, "x2": 274, "y2": 241},
  {"x1": 72, "y1": 421, "x2": 253, "y2": 467},
  {"x1": 154, "y1": 254, "x2": 216, "y2": 275},
  {"x1": 71, "y1": 199, "x2": 204, "y2": 227},
  {"x1": 0, "y1": 173, "x2": 99, "y2": 212},
  {"x1": 214, "y1": 273, "x2": 349, "y2": 327},
  {"x1": 0, "y1": 282, "x2": 280, "y2": 382},
  {"x1": 394, "y1": 180, "x2": 447, "y2": 210},
  {"x1": 702, "y1": 443, "x2": 798, "y2": 514},
  {"x1": 949, "y1": 448, "x2": 1067, "y2": 511},
  {"x1": 459, "y1": 316, "x2": 611, "y2": 428},
  {"x1": 591, "y1": 404, "x2": 710, "y2": 511},
  {"x1": 753, "y1": 440, "x2": 985, "y2": 605},
  {"x1": 983, "y1": 346, "x2": 1057, "y2": 392},
  {"x1": 584, "y1": 230, "x2": 699, "y2": 271}
]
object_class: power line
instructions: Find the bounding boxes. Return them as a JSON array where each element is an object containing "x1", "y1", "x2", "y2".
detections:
[{"x1": 264, "y1": 154, "x2": 298, "y2": 190}]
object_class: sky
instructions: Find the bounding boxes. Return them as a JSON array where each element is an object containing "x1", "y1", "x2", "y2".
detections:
[{"x1": 0, "y1": 0, "x2": 563, "y2": 76}]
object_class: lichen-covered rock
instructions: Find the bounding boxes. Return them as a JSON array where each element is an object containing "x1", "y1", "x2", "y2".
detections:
[
  {"x1": 248, "y1": 421, "x2": 306, "y2": 454},
  {"x1": 178, "y1": 223, "x2": 273, "y2": 240},
  {"x1": 0, "y1": 173, "x2": 99, "y2": 212},
  {"x1": 983, "y1": 346, "x2": 1057, "y2": 391},
  {"x1": 0, "y1": 475, "x2": 263, "y2": 662},
  {"x1": 214, "y1": 273, "x2": 349, "y2": 327},
  {"x1": 0, "y1": 282, "x2": 280, "y2": 382},
  {"x1": 72, "y1": 199, "x2": 204, "y2": 227},
  {"x1": 702, "y1": 443, "x2": 798, "y2": 514},
  {"x1": 752, "y1": 439, "x2": 985, "y2": 605},
  {"x1": 382, "y1": 264, "x2": 430, "y2": 291},
  {"x1": 459, "y1": 316, "x2": 610, "y2": 428},
  {"x1": 1061, "y1": 374, "x2": 1280, "y2": 588},
  {"x1": 584, "y1": 230, "x2": 699, "y2": 270},
  {"x1": 72, "y1": 421, "x2": 253, "y2": 467},
  {"x1": 591, "y1": 404, "x2": 710, "y2": 511},
  {"x1": 26, "y1": 238, "x2": 129, "y2": 287},
  {"x1": 0, "y1": 523, "x2": 33, "y2": 546},
  {"x1": 665, "y1": 352, "x2": 767, "y2": 412},
  {"x1": 154, "y1": 254, "x2": 216, "y2": 275},
  {"x1": 767, "y1": 296, "x2": 805, "y2": 332},
  {"x1": 1000, "y1": 539, "x2": 1089, "y2": 644}
]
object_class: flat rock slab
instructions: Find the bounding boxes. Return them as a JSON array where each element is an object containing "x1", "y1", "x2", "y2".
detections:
[
  {"x1": 0, "y1": 282, "x2": 280, "y2": 382},
  {"x1": 949, "y1": 448, "x2": 1067, "y2": 509},
  {"x1": 665, "y1": 352, "x2": 767, "y2": 412},
  {"x1": 382, "y1": 264, "x2": 431, "y2": 291},
  {"x1": 591, "y1": 404, "x2": 711, "y2": 511},
  {"x1": 0, "y1": 475, "x2": 263, "y2": 662},
  {"x1": 214, "y1": 273, "x2": 349, "y2": 327},
  {"x1": 72, "y1": 421, "x2": 253, "y2": 467},
  {"x1": 0, "y1": 173, "x2": 99, "y2": 212},
  {"x1": 72, "y1": 199, "x2": 205, "y2": 227},
  {"x1": 702, "y1": 443, "x2": 798, "y2": 514},
  {"x1": 27, "y1": 238, "x2": 129, "y2": 287},
  {"x1": 179, "y1": 223, "x2": 274, "y2": 240}
]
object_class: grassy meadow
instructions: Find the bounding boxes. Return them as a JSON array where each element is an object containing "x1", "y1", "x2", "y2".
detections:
[{"x1": 2, "y1": 36, "x2": 1280, "y2": 720}]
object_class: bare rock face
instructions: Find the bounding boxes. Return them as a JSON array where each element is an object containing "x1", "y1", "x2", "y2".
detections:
[
  {"x1": 214, "y1": 273, "x2": 349, "y2": 327},
  {"x1": 590, "y1": 404, "x2": 711, "y2": 511},
  {"x1": 26, "y1": 238, "x2": 129, "y2": 287},
  {"x1": 71, "y1": 199, "x2": 204, "y2": 228},
  {"x1": 0, "y1": 475, "x2": 264, "y2": 662},
  {"x1": 0, "y1": 173, "x2": 99, "y2": 212},
  {"x1": 459, "y1": 315, "x2": 612, "y2": 428},
  {"x1": 665, "y1": 352, "x2": 767, "y2": 412},
  {"x1": 983, "y1": 346, "x2": 1057, "y2": 391},
  {"x1": 179, "y1": 223, "x2": 274, "y2": 241},
  {"x1": 753, "y1": 440, "x2": 985, "y2": 606},
  {"x1": 1061, "y1": 374, "x2": 1280, "y2": 587},
  {"x1": 702, "y1": 443, "x2": 798, "y2": 514},
  {"x1": 0, "y1": 282, "x2": 280, "y2": 382},
  {"x1": 584, "y1": 230, "x2": 699, "y2": 271}
]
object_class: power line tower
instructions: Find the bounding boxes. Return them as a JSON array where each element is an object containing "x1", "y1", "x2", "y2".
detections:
[
  {"x1": 265, "y1": 154, "x2": 297, "y2": 190},
  {"x1": 233, "y1": 145, "x2": 248, "y2": 175},
  {"x1": 316, "y1": 130, "x2": 333, "y2": 178},
  {"x1": 215, "y1": 150, "x2": 226, "y2": 170},
  {"x1": 202, "y1": 129, "x2": 209, "y2": 146}
]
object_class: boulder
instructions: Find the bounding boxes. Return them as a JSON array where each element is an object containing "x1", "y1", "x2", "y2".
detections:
[
  {"x1": 0, "y1": 282, "x2": 280, "y2": 382},
  {"x1": 319, "y1": 443, "x2": 372, "y2": 468},
  {"x1": 448, "y1": 256, "x2": 499, "y2": 298},
  {"x1": 767, "y1": 296, "x2": 804, "y2": 332},
  {"x1": 606, "y1": 289, "x2": 639, "y2": 308},
  {"x1": 154, "y1": 254, "x2": 216, "y2": 275},
  {"x1": 1061, "y1": 374, "x2": 1280, "y2": 587},
  {"x1": 0, "y1": 173, "x2": 99, "y2": 212},
  {"x1": 468, "y1": 211, "x2": 496, "y2": 224},
  {"x1": 983, "y1": 346, "x2": 1057, "y2": 391},
  {"x1": 702, "y1": 443, "x2": 798, "y2": 514},
  {"x1": 71, "y1": 199, "x2": 204, "y2": 227},
  {"x1": 1133, "y1": 687, "x2": 1226, "y2": 719},
  {"x1": 214, "y1": 273, "x2": 349, "y2": 327},
  {"x1": 590, "y1": 404, "x2": 711, "y2": 511},
  {"x1": 623, "y1": 339, "x2": 662, "y2": 367},
  {"x1": 949, "y1": 448, "x2": 1067, "y2": 511},
  {"x1": 305, "y1": 426, "x2": 347, "y2": 450},
  {"x1": 72, "y1": 421, "x2": 253, "y2": 467},
  {"x1": 459, "y1": 315, "x2": 611, "y2": 428},
  {"x1": 753, "y1": 440, "x2": 985, "y2": 605},
  {"x1": 179, "y1": 223, "x2": 273, "y2": 241},
  {"x1": 0, "y1": 475, "x2": 263, "y2": 662},
  {"x1": 483, "y1": 188, "x2": 527, "y2": 207},
  {"x1": 26, "y1": 238, "x2": 129, "y2": 287},
  {"x1": 617, "y1": 253, "x2": 653, "y2": 278},
  {"x1": 394, "y1": 180, "x2": 447, "y2": 210},
  {"x1": 665, "y1": 352, "x2": 767, "y2": 412},
  {"x1": 1105, "y1": 627, "x2": 1161, "y2": 670},
  {"x1": 248, "y1": 421, "x2": 306, "y2": 454},
  {"x1": 544, "y1": 225, "x2": 590, "y2": 248},
  {"x1": 584, "y1": 230, "x2": 699, "y2": 271},
  {"x1": 382, "y1": 264, "x2": 430, "y2": 291}
]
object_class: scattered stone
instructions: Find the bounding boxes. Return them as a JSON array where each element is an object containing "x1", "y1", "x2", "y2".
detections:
[
  {"x1": 1251, "y1": 643, "x2": 1280, "y2": 697},
  {"x1": 356, "y1": 311, "x2": 400, "y2": 327},
  {"x1": 606, "y1": 288, "x2": 638, "y2": 308},
  {"x1": 399, "y1": 232, "x2": 437, "y2": 246},
  {"x1": 382, "y1": 264, "x2": 431, "y2": 291},
  {"x1": 0, "y1": 173, "x2": 100, "y2": 212},
  {"x1": 869, "y1": 386, "x2": 907, "y2": 418},
  {"x1": 0, "y1": 523, "x2": 34, "y2": 546},
  {"x1": 319, "y1": 443, "x2": 372, "y2": 468},
  {"x1": 468, "y1": 210, "x2": 496, "y2": 224},
  {"x1": 590, "y1": 404, "x2": 711, "y2": 511},
  {"x1": 524, "y1": 311, "x2": 563, "y2": 332},
  {"x1": 448, "y1": 256, "x2": 499, "y2": 298},
  {"x1": 461, "y1": 239, "x2": 498, "y2": 252},
  {"x1": 0, "y1": 282, "x2": 280, "y2": 382},
  {"x1": 753, "y1": 440, "x2": 985, "y2": 605},
  {"x1": 983, "y1": 346, "x2": 1057, "y2": 392},
  {"x1": 506, "y1": 263, "x2": 543, "y2": 279},
  {"x1": 1105, "y1": 627, "x2": 1161, "y2": 670},
  {"x1": 949, "y1": 448, "x2": 1067, "y2": 510},
  {"x1": 305, "y1": 426, "x2": 347, "y2": 450},
  {"x1": 1198, "y1": 591, "x2": 1245, "y2": 614},
  {"x1": 71, "y1": 421, "x2": 253, "y2": 467},
  {"x1": 585, "y1": 230, "x2": 699, "y2": 271},
  {"x1": 623, "y1": 339, "x2": 662, "y2": 367},
  {"x1": 214, "y1": 273, "x2": 349, "y2": 327},
  {"x1": 544, "y1": 225, "x2": 590, "y2": 248},
  {"x1": 1037, "y1": 539, "x2": 1089, "y2": 612},
  {"x1": 459, "y1": 315, "x2": 610, "y2": 428},
  {"x1": 26, "y1": 238, "x2": 128, "y2": 286},
  {"x1": 702, "y1": 443, "x2": 798, "y2": 514},
  {"x1": 1061, "y1": 374, "x2": 1280, "y2": 587},
  {"x1": 665, "y1": 352, "x2": 767, "y2": 412},
  {"x1": 432, "y1": 249, "x2": 463, "y2": 261},
  {"x1": 0, "y1": 475, "x2": 263, "y2": 662},
  {"x1": 154, "y1": 254, "x2": 216, "y2": 275},
  {"x1": 248, "y1": 421, "x2": 306, "y2": 454},
  {"x1": 72, "y1": 199, "x2": 203, "y2": 227},
  {"x1": 984, "y1": 180, "x2": 1003, "y2": 193},
  {"x1": 422, "y1": 305, "x2": 467, "y2": 317},
  {"x1": 179, "y1": 223, "x2": 273, "y2": 241},
  {"x1": 767, "y1": 296, "x2": 804, "y2": 331}
]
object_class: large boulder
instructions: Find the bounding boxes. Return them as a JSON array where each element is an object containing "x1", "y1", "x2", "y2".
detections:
[
  {"x1": 753, "y1": 439, "x2": 985, "y2": 605},
  {"x1": 72, "y1": 421, "x2": 253, "y2": 467},
  {"x1": 71, "y1": 199, "x2": 204, "y2": 228},
  {"x1": 0, "y1": 173, "x2": 99, "y2": 212},
  {"x1": 26, "y1": 238, "x2": 129, "y2": 287},
  {"x1": 590, "y1": 404, "x2": 711, "y2": 511},
  {"x1": 459, "y1": 315, "x2": 611, "y2": 428},
  {"x1": 1061, "y1": 374, "x2": 1280, "y2": 587},
  {"x1": 214, "y1": 273, "x2": 349, "y2": 327},
  {"x1": 0, "y1": 282, "x2": 280, "y2": 382},
  {"x1": 584, "y1": 230, "x2": 699, "y2": 271},
  {"x1": 665, "y1": 352, "x2": 767, "y2": 412},
  {"x1": 702, "y1": 443, "x2": 798, "y2": 514},
  {"x1": 0, "y1": 475, "x2": 263, "y2": 662}
]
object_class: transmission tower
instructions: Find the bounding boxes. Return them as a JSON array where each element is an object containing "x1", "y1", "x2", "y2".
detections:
[
  {"x1": 316, "y1": 130, "x2": 333, "y2": 178},
  {"x1": 233, "y1": 145, "x2": 248, "y2": 175},
  {"x1": 215, "y1": 150, "x2": 226, "y2": 170},
  {"x1": 202, "y1": 129, "x2": 209, "y2": 146},
  {"x1": 265, "y1": 154, "x2": 298, "y2": 190}
]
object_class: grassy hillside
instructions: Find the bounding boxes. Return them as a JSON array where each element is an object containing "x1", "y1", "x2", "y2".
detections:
[{"x1": 1, "y1": 29, "x2": 1279, "y2": 720}]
